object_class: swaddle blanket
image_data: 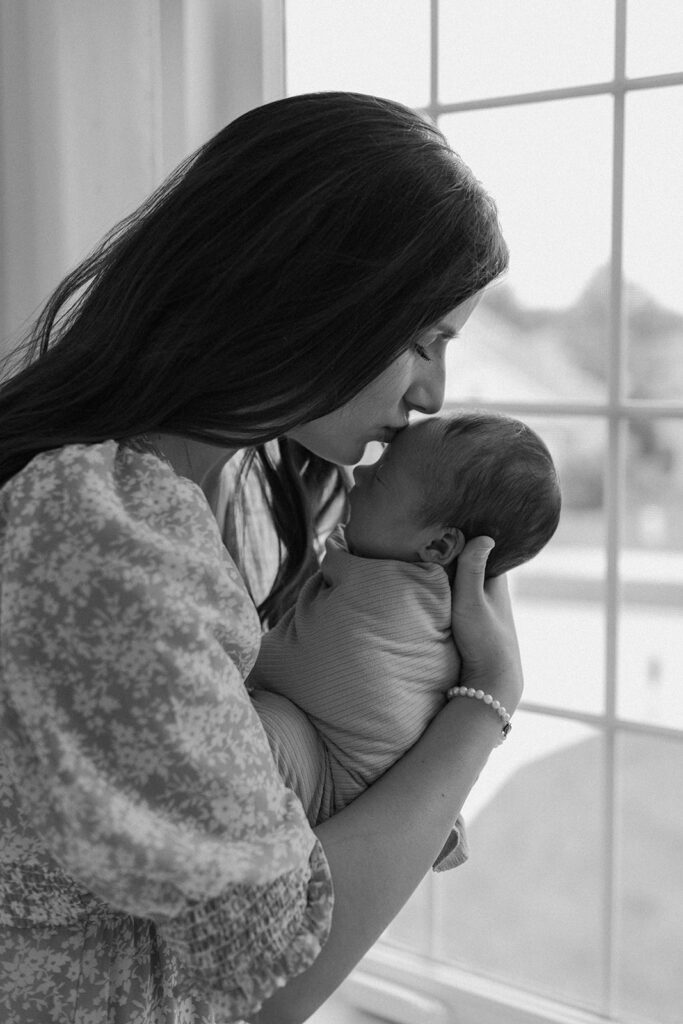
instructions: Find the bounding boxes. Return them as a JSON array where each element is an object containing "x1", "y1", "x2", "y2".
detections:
[{"x1": 248, "y1": 526, "x2": 469, "y2": 870}]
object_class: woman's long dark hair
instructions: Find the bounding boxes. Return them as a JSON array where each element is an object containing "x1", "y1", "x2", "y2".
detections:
[
  {"x1": 0, "y1": 91, "x2": 508, "y2": 618},
  {"x1": 241, "y1": 440, "x2": 347, "y2": 628}
]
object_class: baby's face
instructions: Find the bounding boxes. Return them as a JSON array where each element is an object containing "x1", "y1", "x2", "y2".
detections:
[{"x1": 345, "y1": 418, "x2": 443, "y2": 561}]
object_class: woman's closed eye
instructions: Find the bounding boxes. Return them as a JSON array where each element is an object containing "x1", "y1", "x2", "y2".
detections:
[{"x1": 413, "y1": 331, "x2": 457, "y2": 362}]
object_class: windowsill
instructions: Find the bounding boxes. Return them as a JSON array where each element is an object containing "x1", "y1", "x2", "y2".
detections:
[{"x1": 325, "y1": 945, "x2": 624, "y2": 1024}]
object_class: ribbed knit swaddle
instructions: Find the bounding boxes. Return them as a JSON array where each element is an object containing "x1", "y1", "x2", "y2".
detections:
[{"x1": 248, "y1": 527, "x2": 469, "y2": 871}]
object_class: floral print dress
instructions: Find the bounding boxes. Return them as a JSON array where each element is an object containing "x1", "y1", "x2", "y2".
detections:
[{"x1": 0, "y1": 442, "x2": 333, "y2": 1023}]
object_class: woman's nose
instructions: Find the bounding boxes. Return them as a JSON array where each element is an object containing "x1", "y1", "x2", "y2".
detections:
[{"x1": 405, "y1": 361, "x2": 445, "y2": 415}]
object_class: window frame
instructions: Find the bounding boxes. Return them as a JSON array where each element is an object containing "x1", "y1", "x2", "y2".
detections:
[{"x1": 276, "y1": 2, "x2": 683, "y2": 1021}]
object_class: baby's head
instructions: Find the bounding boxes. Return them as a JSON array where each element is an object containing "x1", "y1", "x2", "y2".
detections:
[{"x1": 345, "y1": 412, "x2": 561, "y2": 578}]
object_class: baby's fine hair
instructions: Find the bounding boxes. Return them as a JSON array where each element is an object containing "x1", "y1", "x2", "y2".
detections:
[{"x1": 425, "y1": 411, "x2": 561, "y2": 577}]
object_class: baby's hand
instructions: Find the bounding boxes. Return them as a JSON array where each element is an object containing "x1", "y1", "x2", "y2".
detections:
[{"x1": 450, "y1": 537, "x2": 523, "y2": 714}]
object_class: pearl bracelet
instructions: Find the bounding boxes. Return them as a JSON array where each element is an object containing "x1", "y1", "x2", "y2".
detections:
[{"x1": 446, "y1": 685, "x2": 512, "y2": 745}]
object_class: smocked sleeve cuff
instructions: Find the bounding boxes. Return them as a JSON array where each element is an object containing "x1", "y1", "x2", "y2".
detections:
[{"x1": 164, "y1": 841, "x2": 333, "y2": 1021}]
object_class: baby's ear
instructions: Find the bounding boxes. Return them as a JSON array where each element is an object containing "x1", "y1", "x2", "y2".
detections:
[{"x1": 420, "y1": 527, "x2": 466, "y2": 567}]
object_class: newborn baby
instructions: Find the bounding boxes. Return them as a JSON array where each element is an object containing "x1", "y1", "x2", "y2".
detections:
[{"x1": 248, "y1": 411, "x2": 561, "y2": 869}]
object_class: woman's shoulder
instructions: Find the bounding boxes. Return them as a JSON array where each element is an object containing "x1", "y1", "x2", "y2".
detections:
[
  {"x1": 2, "y1": 439, "x2": 222, "y2": 546},
  {"x1": 3, "y1": 439, "x2": 194, "y2": 512}
]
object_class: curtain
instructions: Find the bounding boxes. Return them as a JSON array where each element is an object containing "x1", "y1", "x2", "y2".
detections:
[{"x1": 0, "y1": 0, "x2": 283, "y2": 356}]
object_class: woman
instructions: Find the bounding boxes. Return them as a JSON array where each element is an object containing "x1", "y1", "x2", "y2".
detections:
[{"x1": 0, "y1": 93, "x2": 522, "y2": 1024}]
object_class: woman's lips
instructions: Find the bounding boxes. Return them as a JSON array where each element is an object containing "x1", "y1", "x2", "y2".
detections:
[{"x1": 377, "y1": 424, "x2": 406, "y2": 444}]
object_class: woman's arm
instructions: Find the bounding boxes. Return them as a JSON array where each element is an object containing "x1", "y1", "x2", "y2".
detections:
[{"x1": 252, "y1": 538, "x2": 523, "y2": 1024}]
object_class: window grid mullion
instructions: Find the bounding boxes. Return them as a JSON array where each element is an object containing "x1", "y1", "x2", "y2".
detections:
[
  {"x1": 429, "y1": 0, "x2": 438, "y2": 112},
  {"x1": 603, "y1": 1, "x2": 628, "y2": 1014},
  {"x1": 443, "y1": 399, "x2": 683, "y2": 418},
  {"x1": 428, "y1": 69, "x2": 683, "y2": 117},
  {"x1": 518, "y1": 702, "x2": 682, "y2": 743}
]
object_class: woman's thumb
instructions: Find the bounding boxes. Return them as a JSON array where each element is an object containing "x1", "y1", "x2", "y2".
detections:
[{"x1": 454, "y1": 537, "x2": 495, "y2": 594}]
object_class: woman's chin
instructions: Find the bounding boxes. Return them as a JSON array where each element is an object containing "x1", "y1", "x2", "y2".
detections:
[{"x1": 328, "y1": 441, "x2": 368, "y2": 468}]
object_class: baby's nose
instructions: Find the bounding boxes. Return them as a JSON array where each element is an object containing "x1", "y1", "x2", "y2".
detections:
[{"x1": 353, "y1": 464, "x2": 372, "y2": 486}]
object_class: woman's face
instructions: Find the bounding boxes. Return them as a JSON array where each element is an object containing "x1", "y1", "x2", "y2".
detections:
[{"x1": 287, "y1": 294, "x2": 481, "y2": 465}]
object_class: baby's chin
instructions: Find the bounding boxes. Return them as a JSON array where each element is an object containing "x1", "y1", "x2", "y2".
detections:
[
  {"x1": 343, "y1": 527, "x2": 414, "y2": 563},
  {"x1": 343, "y1": 521, "x2": 375, "y2": 559},
  {"x1": 342, "y1": 521, "x2": 361, "y2": 556}
]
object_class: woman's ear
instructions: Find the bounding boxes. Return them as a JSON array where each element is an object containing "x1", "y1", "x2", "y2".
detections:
[{"x1": 419, "y1": 527, "x2": 466, "y2": 566}]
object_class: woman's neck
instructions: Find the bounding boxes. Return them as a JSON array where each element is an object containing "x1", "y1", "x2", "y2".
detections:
[{"x1": 150, "y1": 433, "x2": 237, "y2": 488}]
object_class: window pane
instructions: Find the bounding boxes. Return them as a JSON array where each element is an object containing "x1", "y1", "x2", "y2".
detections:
[
  {"x1": 438, "y1": 0, "x2": 614, "y2": 102},
  {"x1": 284, "y1": 0, "x2": 430, "y2": 108},
  {"x1": 509, "y1": 417, "x2": 607, "y2": 715},
  {"x1": 615, "y1": 732, "x2": 683, "y2": 1024},
  {"x1": 624, "y1": 87, "x2": 683, "y2": 399},
  {"x1": 626, "y1": 0, "x2": 683, "y2": 78},
  {"x1": 432, "y1": 714, "x2": 606, "y2": 1012},
  {"x1": 440, "y1": 98, "x2": 612, "y2": 403},
  {"x1": 623, "y1": 419, "x2": 683, "y2": 554},
  {"x1": 618, "y1": 419, "x2": 683, "y2": 728}
]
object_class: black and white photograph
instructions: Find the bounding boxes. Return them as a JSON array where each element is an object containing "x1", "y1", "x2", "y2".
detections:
[{"x1": 0, "y1": 3, "x2": 681, "y2": 1023}]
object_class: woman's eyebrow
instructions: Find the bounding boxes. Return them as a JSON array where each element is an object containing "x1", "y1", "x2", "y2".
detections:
[{"x1": 435, "y1": 321, "x2": 457, "y2": 337}]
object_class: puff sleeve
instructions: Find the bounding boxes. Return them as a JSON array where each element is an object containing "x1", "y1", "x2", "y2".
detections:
[{"x1": 0, "y1": 442, "x2": 332, "y2": 1021}]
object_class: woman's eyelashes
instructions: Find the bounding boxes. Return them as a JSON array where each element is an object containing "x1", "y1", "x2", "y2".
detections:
[{"x1": 413, "y1": 331, "x2": 457, "y2": 362}]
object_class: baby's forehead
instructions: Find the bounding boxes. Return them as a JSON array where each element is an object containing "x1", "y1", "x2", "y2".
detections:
[
  {"x1": 395, "y1": 417, "x2": 447, "y2": 457},
  {"x1": 384, "y1": 419, "x2": 449, "y2": 484}
]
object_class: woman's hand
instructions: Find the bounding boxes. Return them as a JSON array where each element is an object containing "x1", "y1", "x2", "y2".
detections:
[{"x1": 451, "y1": 537, "x2": 524, "y2": 714}]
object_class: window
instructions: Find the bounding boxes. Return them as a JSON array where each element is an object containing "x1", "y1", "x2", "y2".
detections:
[{"x1": 284, "y1": 3, "x2": 683, "y2": 1023}]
